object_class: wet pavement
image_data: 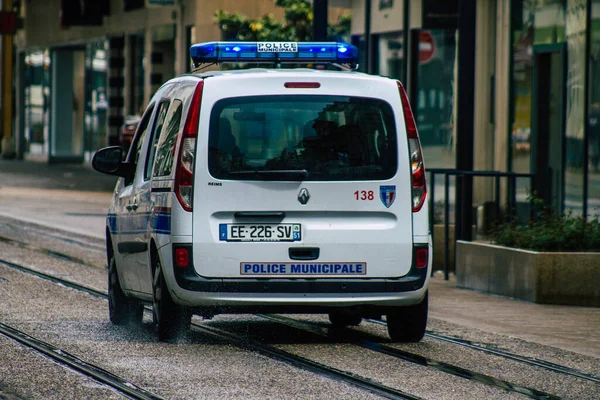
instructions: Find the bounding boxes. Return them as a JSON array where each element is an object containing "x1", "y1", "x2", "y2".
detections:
[
  {"x1": 0, "y1": 159, "x2": 117, "y2": 192},
  {"x1": 0, "y1": 159, "x2": 116, "y2": 239},
  {"x1": 1, "y1": 157, "x2": 599, "y2": 362}
]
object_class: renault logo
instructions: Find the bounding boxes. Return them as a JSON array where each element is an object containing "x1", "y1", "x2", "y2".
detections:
[{"x1": 298, "y1": 188, "x2": 310, "y2": 205}]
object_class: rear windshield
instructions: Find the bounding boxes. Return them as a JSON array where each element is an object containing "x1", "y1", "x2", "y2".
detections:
[{"x1": 207, "y1": 95, "x2": 398, "y2": 181}]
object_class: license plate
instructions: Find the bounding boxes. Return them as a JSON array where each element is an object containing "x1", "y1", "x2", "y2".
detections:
[{"x1": 219, "y1": 223, "x2": 301, "y2": 242}]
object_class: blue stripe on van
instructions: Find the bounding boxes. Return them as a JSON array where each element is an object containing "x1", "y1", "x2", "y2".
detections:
[
  {"x1": 107, "y1": 214, "x2": 117, "y2": 233},
  {"x1": 151, "y1": 208, "x2": 171, "y2": 235},
  {"x1": 106, "y1": 209, "x2": 171, "y2": 235}
]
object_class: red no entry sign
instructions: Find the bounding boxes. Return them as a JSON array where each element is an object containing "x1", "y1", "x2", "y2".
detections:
[{"x1": 419, "y1": 31, "x2": 436, "y2": 64}]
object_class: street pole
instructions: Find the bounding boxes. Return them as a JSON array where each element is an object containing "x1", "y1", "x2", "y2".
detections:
[
  {"x1": 1, "y1": 0, "x2": 15, "y2": 158},
  {"x1": 402, "y1": 0, "x2": 409, "y2": 85},
  {"x1": 175, "y1": 0, "x2": 187, "y2": 75},
  {"x1": 455, "y1": 0, "x2": 476, "y2": 241},
  {"x1": 364, "y1": 0, "x2": 371, "y2": 73},
  {"x1": 313, "y1": 0, "x2": 327, "y2": 41}
]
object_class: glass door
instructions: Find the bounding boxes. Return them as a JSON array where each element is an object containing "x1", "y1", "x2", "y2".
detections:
[{"x1": 531, "y1": 44, "x2": 566, "y2": 212}]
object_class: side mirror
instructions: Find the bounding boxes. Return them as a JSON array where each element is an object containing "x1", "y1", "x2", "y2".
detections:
[{"x1": 92, "y1": 146, "x2": 134, "y2": 180}]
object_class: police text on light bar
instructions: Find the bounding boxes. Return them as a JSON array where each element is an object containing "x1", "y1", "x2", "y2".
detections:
[{"x1": 189, "y1": 41, "x2": 359, "y2": 67}]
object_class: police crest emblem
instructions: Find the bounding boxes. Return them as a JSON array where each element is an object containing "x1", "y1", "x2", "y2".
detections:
[{"x1": 380, "y1": 185, "x2": 396, "y2": 208}]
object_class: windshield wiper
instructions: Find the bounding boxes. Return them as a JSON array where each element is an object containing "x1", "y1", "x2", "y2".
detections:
[{"x1": 229, "y1": 169, "x2": 309, "y2": 180}]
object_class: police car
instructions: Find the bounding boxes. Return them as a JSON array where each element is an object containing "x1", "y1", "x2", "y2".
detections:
[{"x1": 92, "y1": 41, "x2": 431, "y2": 342}]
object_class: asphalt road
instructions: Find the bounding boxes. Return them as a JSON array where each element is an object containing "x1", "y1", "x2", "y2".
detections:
[
  {"x1": 0, "y1": 215, "x2": 599, "y2": 399},
  {"x1": 0, "y1": 160, "x2": 599, "y2": 399}
]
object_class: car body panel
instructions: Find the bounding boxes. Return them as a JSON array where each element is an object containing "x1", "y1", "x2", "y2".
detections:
[
  {"x1": 191, "y1": 72, "x2": 414, "y2": 280},
  {"x1": 101, "y1": 68, "x2": 430, "y2": 310}
]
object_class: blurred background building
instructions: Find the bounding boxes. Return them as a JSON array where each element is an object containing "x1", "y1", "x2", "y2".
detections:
[
  {"x1": 348, "y1": 0, "x2": 599, "y2": 219},
  {"x1": 1, "y1": 0, "x2": 599, "y2": 218}
]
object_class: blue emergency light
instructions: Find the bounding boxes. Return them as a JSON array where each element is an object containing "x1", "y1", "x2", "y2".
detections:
[{"x1": 190, "y1": 41, "x2": 358, "y2": 68}]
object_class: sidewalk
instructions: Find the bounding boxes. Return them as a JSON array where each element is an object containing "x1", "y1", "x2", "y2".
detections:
[
  {"x1": 0, "y1": 158, "x2": 599, "y2": 360},
  {"x1": 0, "y1": 158, "x2": 117, "y2": 192},
  {"x1": 0, "y1": 159, "x2": 116, "y2": 239},
  {"x1": 429, "y1": 275, "x2": 600, "y2": 359}
]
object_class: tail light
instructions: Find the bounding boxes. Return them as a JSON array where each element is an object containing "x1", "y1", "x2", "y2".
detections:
[
  {"x1": 398, "y1": 82, "x2": 426, "y2": 212},
  {"x1": 175, "y1": 247, "x2": 189, "y2": 268},
  {"x1": 175, "y1": 80, "x2": 203, "y2": 212},
  {"x1": 415, "y1": 246, "x2": 428, "y2": 269}
]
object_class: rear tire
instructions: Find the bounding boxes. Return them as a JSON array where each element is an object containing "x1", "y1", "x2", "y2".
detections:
[
  {"x1": 387, "y1": 292, "x2": 428, "y2": 343},
  {"x1": 108, "y1": 254, "x2": 143, "y2": 326},
  {"x1": 152, "y1": 258, "x2": 189, "y2": 341},
  {"x1": 328, "y1": 311, "x2": 363, "y2": 327}
]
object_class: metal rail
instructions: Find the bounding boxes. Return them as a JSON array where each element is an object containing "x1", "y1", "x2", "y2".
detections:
[
  {"x1": 2, "y1": 221, "x2": 105, "y2": 251},
  {"x1": 0, "y1": 234, "x2": 105, "y2": 270},
  {"x1": 0, "y1": 258, "x2": 419, "y2": 400},
  {"x1": 365, "y1": 319, "x2": 600, "y2": 385},
  {"x1": 427, "y1": 168, "x2": 534, "y2": 280},
  {"x1": 0, "y1": 322, "x2": 164, "y2": 400},
  {"x1": 191, "y1": 322, "x2": 421, "y2": 400},
  {"x1": 0, "y1": 258, "x2": 106, "y2": 299},
  {"x1": 2, "y1": 237, "x2": 598, "y2": 388},
  {"x1": 259, "y1": 315, "x2": 562, "y2": 400}
]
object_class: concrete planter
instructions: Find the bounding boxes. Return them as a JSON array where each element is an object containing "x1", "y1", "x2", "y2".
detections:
[{"x1": 456, "y1": 241, "x2": 600, "y2": 306}]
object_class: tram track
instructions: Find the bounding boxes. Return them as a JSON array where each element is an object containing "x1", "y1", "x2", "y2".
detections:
[
  {"x1": 0, "y1": 257, "x2": 420, "y2": 400},
  {"x1": 0, "y1": 234, "x2": 105, "y2": 270},
  {"x1": 1, "y1": 221, "x2": 105, "y2": 252},
  {"x1": 258, "y1": 314, "x2": 560, "y2": 400},
  {"x1": 1, "y1": 233, "x2": 598, "y2": 387},
  {"x1": 1, "y1": 256, "x2": 593, "y2": 399},
  {"x1": 0, "y1": 322, "x2": 165, "y2": 400},
  {"x1": 367, "y1": 319, "x2": 600, "y2": 385},
  {"x1": 190, "y1": 323, "x2": 422, "y2": 400}
]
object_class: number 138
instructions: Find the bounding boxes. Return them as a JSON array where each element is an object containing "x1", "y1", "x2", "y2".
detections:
[{"x1": 354, "y1": 190, "x2": 374, "y2": 200}]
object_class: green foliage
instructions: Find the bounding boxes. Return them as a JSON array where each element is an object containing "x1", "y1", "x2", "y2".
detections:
[
  {"x1": 492, "y1": 195, "x2": 600, "y2": 252},
  {"x1": 214, "y1": 10, "x2": 288, "y2": 41},
  {"x1": 328, "y1": 12, "x2": 351, "y2": 40},
  {"x1": 215, "y1": 0, "x2": 351, "y2": 42}
]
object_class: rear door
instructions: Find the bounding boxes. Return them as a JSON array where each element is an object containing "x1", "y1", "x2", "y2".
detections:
[
  {"x1": 192, "y1": 73, "x2": 413, "y2": 279},
  {"x1": 129, "y1": 97, "x2": 172, "y2": 292},
  {"x1": 114, "y1": 103, "x2": 155, "y2": 292}
]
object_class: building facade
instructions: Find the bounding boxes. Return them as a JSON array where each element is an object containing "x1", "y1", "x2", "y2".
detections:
[
  {"x1": 10, "y1": 0, "x2": 285, "y2": 162},
  {"x1": 351, "y1": 0, "x2": 600, "y2": 219},
  {"x1": 5, "y1": 0, "x2": 599, "y2": 219}
]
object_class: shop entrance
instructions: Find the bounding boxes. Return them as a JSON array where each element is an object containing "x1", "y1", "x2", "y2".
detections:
[{"x1": 531, "y1": 44, "x2": 566, "y2": 212}]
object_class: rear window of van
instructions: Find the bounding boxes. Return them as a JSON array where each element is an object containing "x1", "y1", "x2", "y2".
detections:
[{"x1": 207, "y1": 95, "x2": 398, "y2": 181}]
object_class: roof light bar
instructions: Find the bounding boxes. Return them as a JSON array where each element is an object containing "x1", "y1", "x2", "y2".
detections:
[{"x1": 190, "y1": 41, "x2": 358, "y2": 68}]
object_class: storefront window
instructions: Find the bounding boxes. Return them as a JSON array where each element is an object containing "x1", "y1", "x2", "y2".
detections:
[
  {"x1": 416, "y1": 30, "x2": 456, "y2": 171},
  {"x1": 377, "y1": 32, "x2": 404, "y2": 79},
  {"x1": 510, "y1": 0, "x2": 566, "y2": 176},
  {"x1": 564, "y1": 0, "x2": 587, "y2": 215},
  {"x1": 24, "y1": 50, "x2": 51, "y2": 155},
  {"x1": 84, "y1": 41, "x2": 108, "y2": 153},
  {"x1": 371, "y1": 30, "x2": 456, "y2": 171},
  {"x1": 509, "y1": 0, "x2": 593, "y2": 215},
  {"x1": 588, "y1": 0, "x2": 600, "y2": 217}
]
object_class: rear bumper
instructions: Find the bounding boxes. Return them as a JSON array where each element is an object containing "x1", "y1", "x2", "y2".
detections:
[
  {"x1": 175, "y1": 267, "x2": 427, "y2": 294},
  {"x1": 169, "y1": 244, "x2": 429, "y2": 307}
]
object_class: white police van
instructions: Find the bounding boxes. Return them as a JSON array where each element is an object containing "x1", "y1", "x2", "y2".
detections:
[{"x1": 92, "y1": 41, "x2": 431, "y2": 342}]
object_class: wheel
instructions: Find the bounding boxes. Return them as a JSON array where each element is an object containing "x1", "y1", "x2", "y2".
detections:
[
  {"x1": 152, "y1": 258, "x2": 189, "y2": 341},
  {"x1": 386, "y1": 292, "x2": 428, "y2": 343},
  {"x1": 108, "y1": 254, "x2": 143, "y2": 326},
  {"x1": 328, "y1": 311, "x2": 363, "y2": 327}
]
